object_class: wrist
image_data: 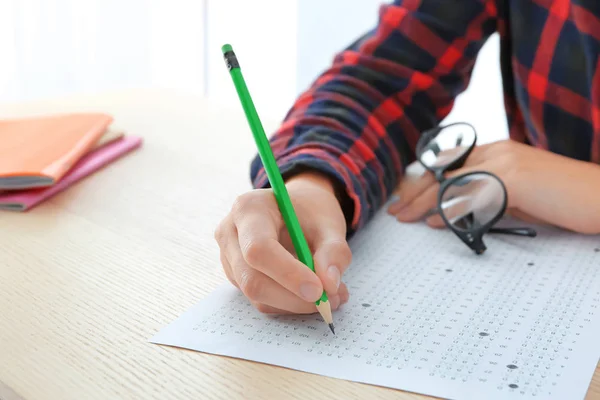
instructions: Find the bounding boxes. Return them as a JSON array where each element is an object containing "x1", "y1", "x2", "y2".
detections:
[
  {"x1": 279, "y1": 166, "x2": 356, "y2": 237},
  {"x1": 285, "y1": 170, "x2": 337, "y2": 196},
  {"x1": 285, "y1": 170, "x2": 351, "y2": 222}
]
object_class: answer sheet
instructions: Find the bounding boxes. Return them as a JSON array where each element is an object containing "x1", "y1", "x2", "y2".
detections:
[{"x1": 151, "y1": 209, "x2": 600, "y2": 400}]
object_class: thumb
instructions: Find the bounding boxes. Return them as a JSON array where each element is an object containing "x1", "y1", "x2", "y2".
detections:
[{"x1": 311, "y1": 228, "x2": 352, "y2": 297}]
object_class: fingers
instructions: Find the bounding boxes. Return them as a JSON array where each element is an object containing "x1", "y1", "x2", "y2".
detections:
[
  {"x1": 425, "y1": 213, "x2": 446, "y2": 229},
  {"x1": 388, "y1": 172, "x2": 437, "y2": 215},
  {"x1": 311, "y1": 233, "x2": 353, "y2": 297},
  {"x1": 220, "y1": 221, "x2": 347, "y2": 314},
  {"x1": 220, "y1": 250, "x2": 238, "y2": 288},
  {"x1": 232, "y1": 232, "x2": 346, "y2": 314},
  {"x1": 293, "y1": 190, "x2": 352, "y2": 298},
  {"x1": 395, "y1": 183, "x2": 439, "y2": 222},
  {"x1": 338, "y1": 282, "x2": 350, "y2": 304},
  {"x1": 234, "y1": 208, "x2": 325, "y2": 304},
  {"x1": 227, "y1": 229, "x2": 322, "y2": 314},
  {"x1": 215, "y1": 217, "x2": 237, "y2": 287},
  {"x1": 250, "y1": 288, "x2": 344, "y2": 315},
  {"x1": 215, "y1": 187, "x2": 353, "y2": 316},
  {"x1": 393, "y1": 159, "x2": 495, "y2": 223}
]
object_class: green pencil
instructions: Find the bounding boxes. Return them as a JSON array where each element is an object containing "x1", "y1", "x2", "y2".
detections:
[{"x1": 221, "y1": 43, "x2": 334, "y2": 334}]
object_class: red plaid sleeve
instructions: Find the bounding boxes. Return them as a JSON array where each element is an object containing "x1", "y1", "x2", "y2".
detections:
[{"x1": 251, "y1": 0, "x2": 498, "y2": 236}]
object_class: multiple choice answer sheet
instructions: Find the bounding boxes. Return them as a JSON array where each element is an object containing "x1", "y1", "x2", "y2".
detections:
[{"x1": 151, "y1": 208, "x2": 600, "y2": 400}]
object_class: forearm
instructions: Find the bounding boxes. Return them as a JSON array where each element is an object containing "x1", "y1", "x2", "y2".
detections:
[{"x1": 513, "y1": 157, "x2": 600, "y2": 234}]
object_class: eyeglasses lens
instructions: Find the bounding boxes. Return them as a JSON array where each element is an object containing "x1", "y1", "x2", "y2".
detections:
[
  {"x1": 419, "y1": 123, "x2": 476, "y2": 169},
  {"x1": 440, "y1": 173, "x2": 505, "y2": 232}
]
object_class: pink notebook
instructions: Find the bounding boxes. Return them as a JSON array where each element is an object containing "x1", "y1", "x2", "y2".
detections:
[{"x1": 0, "y1": 136, "x2": 142, "y2": 211}]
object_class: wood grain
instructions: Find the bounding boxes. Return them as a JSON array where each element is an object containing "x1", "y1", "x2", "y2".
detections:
[
  {"x1": 0, "y1": 381, "x2": 25, "y2": 400},
  {"x1": 0, "y1": 89, "x2": 597, "y2": 400}
]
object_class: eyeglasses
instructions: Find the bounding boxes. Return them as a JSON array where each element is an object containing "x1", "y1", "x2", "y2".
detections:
[{"x1": 415, "y1": 122, "x2": 536, "y2": 254}]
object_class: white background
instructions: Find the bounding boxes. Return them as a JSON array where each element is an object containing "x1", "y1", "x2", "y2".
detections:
[{"x1": 0, "y1": 0, "x2": 507, "y2": 143}]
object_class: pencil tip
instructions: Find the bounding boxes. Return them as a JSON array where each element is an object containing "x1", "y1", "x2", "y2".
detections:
[{"x1": 329, "y1": 323, "x2": 335, "y2": 335}]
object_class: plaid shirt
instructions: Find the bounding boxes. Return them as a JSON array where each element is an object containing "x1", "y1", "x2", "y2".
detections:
[{"x1": 250, "y1": 0, "x2": 600, "y2": 237}]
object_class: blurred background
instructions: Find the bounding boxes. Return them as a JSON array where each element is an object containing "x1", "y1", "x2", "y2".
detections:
[{"x1": 0, "y1": 0, "x2": 507, "y2": 143}]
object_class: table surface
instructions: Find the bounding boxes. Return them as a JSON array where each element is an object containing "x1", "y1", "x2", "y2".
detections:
[{"x1": 0, "y1": 89, "x2": 597, "y2": 400}]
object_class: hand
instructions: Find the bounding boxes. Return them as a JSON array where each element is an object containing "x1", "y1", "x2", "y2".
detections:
[
  {"x1": 214, "y1": 172, "x2": 352, "y2": 314},
  {"x1": 387, "y1": 139, "x2": 600, "y2": 234}
]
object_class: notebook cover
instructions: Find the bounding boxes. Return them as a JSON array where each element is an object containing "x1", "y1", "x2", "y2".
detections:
[
  {"x1": 0, "y1": 125, "x2": 123, "y2": 196},
  {"x1": 0, "y1": 136, "x2": 142, "y2": 211},
  {"x1": 0, "y1": 113, "x2": 113, "y2": 189}
]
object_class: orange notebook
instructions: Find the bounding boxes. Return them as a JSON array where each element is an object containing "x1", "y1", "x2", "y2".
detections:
[{"x1": 0, "y1": 113, "x2": 113, "y2": 189}]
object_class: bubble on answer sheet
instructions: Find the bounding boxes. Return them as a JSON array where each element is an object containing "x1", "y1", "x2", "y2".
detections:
[
  {"x1": 361, "y1": 303, "x2": 371, "y2": 308},
  {"x1": 479, "y1": 332, "x2": 489, "y2": 337},
  {"x1": 507, "y1": 364, "x2": 518, "y2": 369},
  {"x1": 509, "y1": 384, "x2": 519, "y2": 389}
]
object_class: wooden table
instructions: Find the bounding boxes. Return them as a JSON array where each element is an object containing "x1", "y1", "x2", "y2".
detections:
[{"x1": 0, "y1": 89, "x2": 597, "y2": 400}]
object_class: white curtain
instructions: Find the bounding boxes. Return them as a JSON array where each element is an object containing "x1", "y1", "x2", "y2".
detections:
[{"x1": 0, "y1": 0, "x2": 206, "y2": 103}]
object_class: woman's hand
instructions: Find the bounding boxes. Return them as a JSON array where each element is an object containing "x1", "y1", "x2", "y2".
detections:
[
  {"x1": 214, "y1": 172, "x2": 352, "y2": 314},
  {"x1": 388, "y1": 139, "x2": 600, "y2": 234}
]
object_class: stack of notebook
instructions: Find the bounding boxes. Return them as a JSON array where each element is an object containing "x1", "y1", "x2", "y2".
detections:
[{"x1": 0, "y1": 113, "x2": 142, "y2": 211}]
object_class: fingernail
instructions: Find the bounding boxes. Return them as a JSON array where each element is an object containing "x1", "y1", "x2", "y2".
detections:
[
  {"x1": 300, "y1": 282, "x2": 322, "y2": 302},
  {"x1": 327, "y1": 265, "x2": 341, "y2": 289}
]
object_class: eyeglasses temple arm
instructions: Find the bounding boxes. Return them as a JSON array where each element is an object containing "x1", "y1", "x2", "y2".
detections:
[
  {"x1": 489, "y1": 227, "x2": 537, "y2": 237},
  {"x1": 421, "y1": 209, "x2": 537, "y2": 238}
]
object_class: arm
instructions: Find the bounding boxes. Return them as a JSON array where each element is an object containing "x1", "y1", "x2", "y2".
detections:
[
  {"x1": 392, "y1": 139, "x2": 600, "y2": 235},
  {"x1": 251, "y1": 0, "x2": 498, "y2": 236},
  {"x1": 508, "y1": 144, "x2": 600, "y2": 235}
]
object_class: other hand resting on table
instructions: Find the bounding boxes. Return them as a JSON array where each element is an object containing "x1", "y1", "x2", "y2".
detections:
[{"x1": 388, "y1": 140, "x2": 600, "y2": 235}]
